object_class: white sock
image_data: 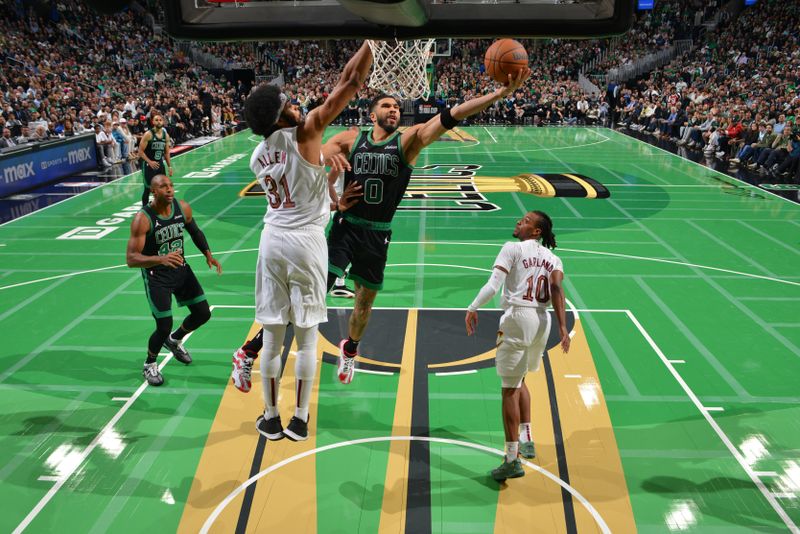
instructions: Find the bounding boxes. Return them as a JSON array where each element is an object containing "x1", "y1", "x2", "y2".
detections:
[
  {"x1": 519, "y1": 423, "x2": 532, "y2": 443},
  {"x1": 505, "y1": 441, "x2": 518, "y2": 462}
]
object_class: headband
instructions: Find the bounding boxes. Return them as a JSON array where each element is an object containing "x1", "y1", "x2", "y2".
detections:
[{"x1": 271, "y1": 93, "x2": 288, "y2": 126}]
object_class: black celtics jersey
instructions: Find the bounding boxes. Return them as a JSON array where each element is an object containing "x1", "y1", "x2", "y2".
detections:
[
  {"x1": 344, "y1": 130, "x2": 413, "y2": 224},
  {"x1": 141, "y1": 199, "x2": 186, "y2": 269},
  {"x1": 144, "y1": 128, "x2": 168, "y2": 165}
]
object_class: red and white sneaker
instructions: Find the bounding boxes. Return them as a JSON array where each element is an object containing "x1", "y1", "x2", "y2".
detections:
[
  {"x1": 231, "y1": 348, "x2": 254, "y2": 392},
  {"x1": 337, "y1": 339, "x2": 357, "y2": 385}
]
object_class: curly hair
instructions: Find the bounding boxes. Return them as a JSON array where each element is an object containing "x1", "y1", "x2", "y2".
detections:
[{"x1": 245, "y1": 84, "x2": 284, "y2": 137}]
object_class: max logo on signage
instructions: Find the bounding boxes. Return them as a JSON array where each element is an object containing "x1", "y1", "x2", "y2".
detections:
[
  {"x1": 4, "y1": 162, "x2": 35, "y2": 184},
  {"x1": 67, "y1": 148, "x2": 93, "y2": 165}
]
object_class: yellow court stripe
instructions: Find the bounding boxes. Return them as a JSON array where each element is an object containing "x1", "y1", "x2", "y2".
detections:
[
  {"x1": 494, "y1": 350, "x2": 568, "y2": 533},
  {"x1": 454, "y1": 128, "x2": 478, "y2": 142},
  {"x1": 427, "y1": 348, "x2": 495, "y2": 369},
  {"x1": 177, "y1": 322, "x2": 265, "y2": 534},
  {"x1": 547, "y1": 321, "x2": 635, "y2": 533},
  {"x1": 377, "y1": 309, "x2": 418, "y2": 534},
  {"x1": 247, "y1": 337, "x2": 320, "y2": 534},
  {"x1": 177, "y1": 324, "x2": 323, "y2": 534},
  {"x1": 563, "y1": 173, "x2": 598, "y2": 199},
  {"x1": 239, "y1": 179, "x2": 260, "y2": 197}
]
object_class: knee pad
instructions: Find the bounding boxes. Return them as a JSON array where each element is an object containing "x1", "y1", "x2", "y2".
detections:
[
  {"x1": 293, "y1": 325, "x2": 319, "y2": 380},
  {"x1": 262, "y1": 324, "x2": 287, "y2": 361},
  {"x1": 261, "y1": 352, "x2": 282, "y2": 378}
]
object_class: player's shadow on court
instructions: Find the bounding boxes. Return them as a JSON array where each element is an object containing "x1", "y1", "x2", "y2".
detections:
[
  {"x1": 642, "y1": 476, "x2": 783, "y2": 529},
  {"x1": 338, "y1": 481, "x2": 385, "y2": 511},
  {"x1": 317, "y1": 400, "x2": 394, "y2": 439}
]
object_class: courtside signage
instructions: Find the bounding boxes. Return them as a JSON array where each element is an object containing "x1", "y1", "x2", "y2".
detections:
[{"x1": 0, "y1": 135, "x2": 97, "y2": 197}]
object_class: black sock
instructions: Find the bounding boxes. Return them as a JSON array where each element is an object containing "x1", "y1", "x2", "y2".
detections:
[
  {"x1": 171, "y1": 326, "x2": 190, "y2": 341},
  {"x1": 343, "y1": 337, "x2": 359, "y2": 356},
  {"x1": 242, "y1": 329, "x2": 264, "y2": 357},
  {"x1": 145, "y1": 352, "x2": 157, "y2": 364}
]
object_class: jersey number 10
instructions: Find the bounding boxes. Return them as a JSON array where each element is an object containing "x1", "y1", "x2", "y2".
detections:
[
  {"x1": 266, "y1": 175, "x2": 296, "y2": 209},
  {"x1": 523, "y1": 274, "x2": 550, "y2": 303}
]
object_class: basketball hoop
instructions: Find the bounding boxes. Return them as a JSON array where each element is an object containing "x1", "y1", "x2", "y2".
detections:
[{"x1": 367, "y1": 39, "x2": 436, "y2": 101}]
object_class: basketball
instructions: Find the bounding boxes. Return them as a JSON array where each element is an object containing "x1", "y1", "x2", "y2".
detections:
[{"x1": 484, "y1": 39, "x2": 528, "y2": 84}]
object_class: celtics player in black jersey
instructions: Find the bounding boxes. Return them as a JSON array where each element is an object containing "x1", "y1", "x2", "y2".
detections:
[
  {"x1": 138, "y1": 114, "x2": 174, "y2": 206},
  {"x1": 126, "y1": 174, "x2": 222, "y2": 386},
  {"x1": 325, "y1": 67, "x2": 531, "y2": 384}
]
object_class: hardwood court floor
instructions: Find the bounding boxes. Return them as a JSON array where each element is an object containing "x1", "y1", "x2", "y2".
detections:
[{"x1": 0, "y1": 126, "x2": 798, "y2": 533}]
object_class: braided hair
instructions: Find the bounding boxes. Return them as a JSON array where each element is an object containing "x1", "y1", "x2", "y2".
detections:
[{"x1": 532, "y1": 210, "x2": 557, "y2": 249}]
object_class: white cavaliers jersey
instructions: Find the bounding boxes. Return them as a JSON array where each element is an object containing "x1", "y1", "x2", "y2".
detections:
[
  {"x1": 494, "y1": 240, "x2": 563, "y2": 309},
  {"x1": 250, "y1": 127, "x2": 329, "y2": 229}
]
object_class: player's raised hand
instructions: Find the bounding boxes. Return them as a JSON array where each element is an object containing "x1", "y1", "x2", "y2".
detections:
[
  {"x1": 337, "y1": 182, "x2": 363, "y2": 211},
  {"x1": 497, "y1": 67, "x2": 531, "y2": 97},
  {"x1": 465, "y1": 310, "x2": 478, "y2": 336}
]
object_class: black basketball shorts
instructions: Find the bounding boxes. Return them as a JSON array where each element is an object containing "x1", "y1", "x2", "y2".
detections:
[
  {"x1": 327, "y1": 212, "x2": 391, "y2": 290},
  {"x1": 141, "y1": 264, "x2": 206, "y2": 318}
]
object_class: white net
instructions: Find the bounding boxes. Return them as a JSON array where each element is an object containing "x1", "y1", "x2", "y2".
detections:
[{"x1": 367, "y1": 39, "x2": 436, "y2": 101}]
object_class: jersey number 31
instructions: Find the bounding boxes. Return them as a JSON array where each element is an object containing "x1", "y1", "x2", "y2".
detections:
[{"x1": 265, "y1": 175, "x2": 296, "y2": 209}]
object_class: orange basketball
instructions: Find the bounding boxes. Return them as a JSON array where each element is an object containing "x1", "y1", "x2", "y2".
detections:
[{"x1": 484, "y1": 39, "x2": 528, "y2": 84}]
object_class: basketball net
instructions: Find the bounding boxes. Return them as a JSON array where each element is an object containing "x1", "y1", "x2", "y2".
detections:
[{"x1": 367, "y1": 39, "x2": 436, "y2": 101}]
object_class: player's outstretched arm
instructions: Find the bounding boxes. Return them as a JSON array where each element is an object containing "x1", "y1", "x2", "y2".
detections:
[
  {"x1": 126, "y1": 212, "x2": 182, "y2": 269},
  {"x1": 405, "y1": 68, "x2": 531, "y2": 162},
  {"x1": 550, "y1": 270, "x2": 570, "y2": 353},
  {"x1": 181, "y1": 200, "x2": 222, "y2": 275},
  {"x1": 304, "y1": 42, "x2": 373, "y2": 134},
  {"x1": 465, "y1": 266, "x2": 508, "y2": 335}
]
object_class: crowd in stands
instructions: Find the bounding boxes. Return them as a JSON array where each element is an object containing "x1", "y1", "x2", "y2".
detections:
[
  {"x1": 3, "y1": 0, "x2": 800, "y2": 185},
  {"x1": 613, "y1": 1, "x2": 800, "y2": 182},
  {"x1": 263, "y1": 0, "x2": 709, "y2": 128},
  {"x1": 0, "y1": 0, "x2": 243, "y2": 167},
  {"x1": 585, "y1": 0, "x2": 711, "y2": 78}
]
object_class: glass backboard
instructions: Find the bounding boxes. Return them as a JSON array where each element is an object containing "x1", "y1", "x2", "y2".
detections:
[{"x1": 163, "y1": 0, "x2": 634, "y2": 41}]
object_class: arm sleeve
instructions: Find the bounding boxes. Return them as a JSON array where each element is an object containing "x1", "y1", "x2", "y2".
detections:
[
  {"x1": 468, "y1": 268, "x2": 507, "y2": 312},
  {"x1": 185, "y1": 219, "x2": 210, "y2": 253}
]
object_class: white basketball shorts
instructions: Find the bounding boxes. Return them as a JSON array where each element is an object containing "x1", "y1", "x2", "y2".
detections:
[
  {"x1": 255, "y1": 224, "x2": 328, "y2": 328},
  {"x1": 495, "y1": 307, "x2": 551, "y2": 388}
]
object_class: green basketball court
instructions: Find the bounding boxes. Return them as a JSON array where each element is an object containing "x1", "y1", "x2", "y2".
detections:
[{"x1": 1, "y1": 126, "x2": 798, "y2": 533}]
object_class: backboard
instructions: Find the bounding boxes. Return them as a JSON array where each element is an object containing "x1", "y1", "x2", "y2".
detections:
[{"x1": 163, "y1": 0, "x2": 635, "y2": 41}]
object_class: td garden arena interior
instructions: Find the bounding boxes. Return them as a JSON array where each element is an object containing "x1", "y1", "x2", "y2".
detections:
[{"x1": 0, "y1": 0, "x2": 799, "y2": 532}]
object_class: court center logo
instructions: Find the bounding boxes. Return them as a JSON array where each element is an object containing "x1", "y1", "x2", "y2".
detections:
[{"x1": 241, "y1": 164, "x2": 610, "y2": 211}]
